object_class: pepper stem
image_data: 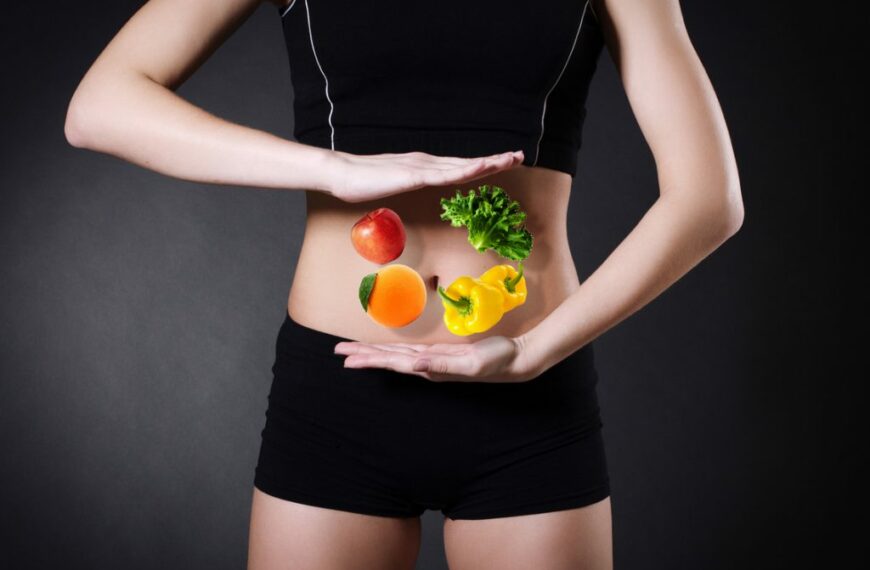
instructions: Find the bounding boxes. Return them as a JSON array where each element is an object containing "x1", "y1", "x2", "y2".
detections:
[
  {"x1": 438, "y1": 286, "x2": 472, "y2": 314},
  {"x1": 504, "y1": 261, "x2": 524, "y2": 293}
]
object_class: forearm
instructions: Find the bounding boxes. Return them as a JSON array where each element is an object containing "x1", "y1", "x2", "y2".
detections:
[
  {"x1": 518, "y1": 188, "x2": 743, "y2": 375},
  {"x1": 64, "y1": 71, "x2": 334, "y2": 193}
]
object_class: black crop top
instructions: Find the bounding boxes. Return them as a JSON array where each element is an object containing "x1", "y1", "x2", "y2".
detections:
[{"x1": 275, "y1": 0, "x2": 605, "y2": 177}]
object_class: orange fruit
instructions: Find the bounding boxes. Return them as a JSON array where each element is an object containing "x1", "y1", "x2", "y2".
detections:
[{"x1": 358, "y1": 263, "x2": 427, "y2": 327}]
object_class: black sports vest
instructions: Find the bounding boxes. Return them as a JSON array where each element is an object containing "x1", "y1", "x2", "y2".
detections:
[{"x1": 276, "y1": 0, "x2": 605, "y2": 177}]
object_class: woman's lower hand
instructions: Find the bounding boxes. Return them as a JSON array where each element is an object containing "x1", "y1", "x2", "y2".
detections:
[
  {"x1": 324, "y1": 149, "x2": 524, "y2": 203},
  {"x1": 333, "y1": 334, "x2": 541, "y2": 383}
]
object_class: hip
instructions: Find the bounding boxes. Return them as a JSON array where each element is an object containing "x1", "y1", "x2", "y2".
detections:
[{"x1": 265, "y1": 309, "x2": 602, "y2": 461}]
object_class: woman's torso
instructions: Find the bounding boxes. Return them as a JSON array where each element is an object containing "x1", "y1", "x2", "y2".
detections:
[
  {"x1": 279, "y1": 0, "x2": 605, "y2": 342},
  {"x1": 288, "y1": 165, "x2": 580, "y2": 344}
]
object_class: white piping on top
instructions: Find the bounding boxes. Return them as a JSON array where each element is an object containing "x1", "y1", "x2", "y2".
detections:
[
  {"x1": 280, "y1": 0, "x2": 298, "y2": 18},
  {"x1": 303, "y1": 0, "x2": 336, "y2": 150},
  {"x1": 532, "y1": 0, "x2": 590, "y2": 167},
  {"x1": 588, "y1": 0, "x2": 599, "y2": 24}
]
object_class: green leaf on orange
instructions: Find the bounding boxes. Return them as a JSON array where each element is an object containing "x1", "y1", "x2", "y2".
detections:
[{"x1": 358, "y1": 272, "x2": 377, "y2": 311}]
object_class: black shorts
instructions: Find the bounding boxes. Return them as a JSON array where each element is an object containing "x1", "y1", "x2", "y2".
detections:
[{"x1": 253, "y1": 311, "x2": 610, "y2": 520}]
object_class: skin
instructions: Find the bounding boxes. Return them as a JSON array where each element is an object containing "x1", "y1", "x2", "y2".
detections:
[{"x1": 65, "y1": 0, "x2": 743, "y2": 568}]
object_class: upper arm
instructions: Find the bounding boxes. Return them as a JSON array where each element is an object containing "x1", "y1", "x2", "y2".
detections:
[
  {"x1": 593, "y1": 0, "x2": 741, "y2": 204},
  {"x1": 75, "y1": 0, "x2": 269, "y2": 91}
]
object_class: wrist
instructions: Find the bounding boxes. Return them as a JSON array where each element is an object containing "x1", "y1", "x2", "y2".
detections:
[
  {"x1": 512, "y1": 328, "x2": 548, "y2": 380},
  {"x1": 313, "y1": 148, "x2": 347, "y2": 197},
  {"x1": 286, "y1": 143, "x2": 344, "y2": 196}
]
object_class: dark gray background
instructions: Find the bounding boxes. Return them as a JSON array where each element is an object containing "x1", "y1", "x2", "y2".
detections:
[{"x1": 1, "y1": 1, "x2": 855, "y2": 568}]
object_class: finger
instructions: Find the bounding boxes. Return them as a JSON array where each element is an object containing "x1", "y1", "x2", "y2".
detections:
[
  {"x1": 423, "y1": 343, "x2": 471, "y2": 355},
  {"x1": 336, "y1": 345, "x2": 417, "y2": 356},
  {"x1": 387, "y1": 342, "x2": 435, "y2": 352},
  {"x1": 433, "y1": 152, "x2": 518, "y2": 169},
  {"x1": 432, "y1": 152, "x2": 509, "y2": 172},
  {"x1": 437, "y1": 157, "x2": 493, "y2": 168},
  {"x1": 366, "y1": 343, "x2": 421, "y2": 354},
  {"x1": 343, "y1": 351, "x2": 419, "y2": 374},
  {"x1": 365, "y1": 342, "x2": 469, "y2": 356},
  {"x1": 395, "y1": 152, "x2": 479, "y2": 166},
  {"x1": 343, "y1": 351, "x2": 488, "y2": 383},
  {"x1": 459, "y1": 161, "x2": 502, "y2": 182},
  {"x1": 426, "y1": 160, "x2": 496, "y2": 172},
  {"x1": 334, "y1": 342, "x2": 419, "y2": 355},
  {"x1": 422, "y1": 159, "x2": 490, "y2": 185},
  {"x1": 411, "y1": 353, "x2": 482, "y2": 377},
  {"x1": 413, "y1": 156, "x2": 484, "y2": 168},
  {"x1": 338, "y1": 340, "x2": 458, "y2": 354},
  {"x1": 334, "y1": 341, "x2": 369, "y2": 355},
  {"x1": 490, "y1": 152, "x2": 520, "y2": 169},
  {"x1": 471, "y1": 154, "x2": 513, "y2": 176},
  {"x1": 405, "y1": 152, "x2": 509, "y2": 167}
]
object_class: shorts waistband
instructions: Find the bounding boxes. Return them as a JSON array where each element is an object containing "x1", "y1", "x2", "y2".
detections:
[
  {"x1": 274, "y1": 309, "x2": 597, "y2": 376},
  {"x1": 275, "y1": 310, "x2": 355, "y2": 356}
]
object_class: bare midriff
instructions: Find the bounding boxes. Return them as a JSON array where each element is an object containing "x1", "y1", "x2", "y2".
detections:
[{"x1": 287, "y1": 165, "x2": 580, "y2": 344}]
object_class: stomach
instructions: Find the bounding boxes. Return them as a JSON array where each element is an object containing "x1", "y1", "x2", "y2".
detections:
[{"x1": 287, "y1": 164, "x2": 580, "y2": 344}]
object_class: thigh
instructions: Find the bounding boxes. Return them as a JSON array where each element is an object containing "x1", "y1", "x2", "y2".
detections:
[
  {"x1": 442, "y1": 496, "x2": 612, "y2": 570},
  {"x1": 247, "y1": 487, "x2": 422, "y2": 570}
]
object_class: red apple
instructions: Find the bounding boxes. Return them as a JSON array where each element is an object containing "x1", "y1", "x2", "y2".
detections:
[{"x1": 351, "y1": 207, "x2": 406, "y2": 264}]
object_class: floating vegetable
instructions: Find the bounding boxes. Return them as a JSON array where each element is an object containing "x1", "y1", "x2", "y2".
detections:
[
  {"x1": 437, "y1": 276, "x2": 505, "y2": 336},
  {"x1": 479, "y1": 261, "x2": 527, "y2": 312},
  {"x1": 439, "y1": 185, "x2": 533, "y2": 261}
]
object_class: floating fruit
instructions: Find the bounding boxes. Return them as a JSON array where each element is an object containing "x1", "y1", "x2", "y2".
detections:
[
  {"x1": 358, "y1": 263, "x2": 426, "y2": 327},
  {"x1": 351, "y1": 207, "x2": 406, "y2": 264}
]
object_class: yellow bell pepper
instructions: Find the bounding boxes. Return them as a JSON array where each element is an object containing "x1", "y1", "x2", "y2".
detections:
[
  {"x1": 479, "y1": 261, "x2": 527, "y2": 312},
  {"x1": 437, "y1": 276, "x2": 505, "y2": 336}
]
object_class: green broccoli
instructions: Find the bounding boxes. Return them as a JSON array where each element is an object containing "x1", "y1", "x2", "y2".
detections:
[{"x1": 439, "y1": 184, "x2": 533, "y2": 261}]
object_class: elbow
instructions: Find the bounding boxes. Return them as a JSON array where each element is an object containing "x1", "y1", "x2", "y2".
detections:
[
  {"x1": 64, "y1": 112, "x2": 85, "y2": 149},
  {"x1": 64, "y1": 92, "x2": 93, "y2": 149},
  {"x1": 708, "y1": 180, "x2": 745, "y2": 244},
  {"x1": 64, "y1": 75, "x2": 111, "y2": 149},
  {"x1": 65, "y1": 68, "x2": 145, "y2": 150},
  {"x1": 717, "y1": 200, "x2": 744, "y2": 241},
  {"x1": 722, "y1": 198, "x2": 744, "y2": 238},
  {"x1": 668, "y1": 175, "x2": 744, "y2": 248}
]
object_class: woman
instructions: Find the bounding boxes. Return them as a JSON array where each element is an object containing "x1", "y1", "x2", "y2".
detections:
[{"x1": 65, "y1": 0, "x2": 743, "y2": 568}]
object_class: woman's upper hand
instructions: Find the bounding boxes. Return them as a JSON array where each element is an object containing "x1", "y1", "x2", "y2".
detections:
[
  {"x1": 324, "y1": 149, "x2": 525, "y2": 203},
  {"x1": 333, "y1": 333, "x2": 542, "y2": 383}
]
